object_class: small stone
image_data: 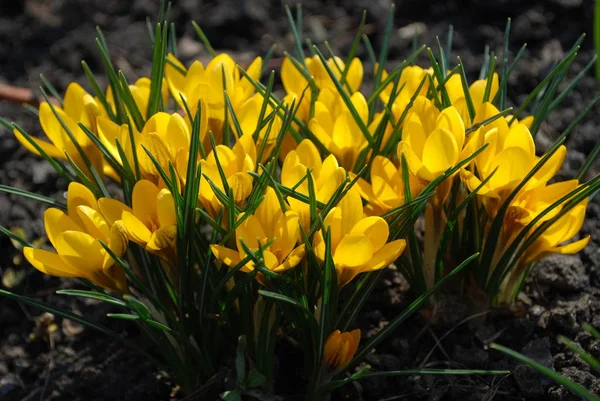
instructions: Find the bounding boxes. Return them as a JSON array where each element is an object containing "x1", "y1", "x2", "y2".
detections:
[
  {"x1": 537, "y1": 254, "x2": 589, "y2": 291},
  {"x1": 514, "y1": 338, "x2": 554, "y2": 397}
]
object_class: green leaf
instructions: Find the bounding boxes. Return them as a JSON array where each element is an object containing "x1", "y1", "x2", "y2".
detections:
[
  {"x1": 491, "y1": 343, "x2": 600, "y2": 401},
  {"x1": 56, "y1": 289, "x2": 126, "y2": 308},
  {"x1": 192, "y1": 21, "x2": 217, "y2": 58}
]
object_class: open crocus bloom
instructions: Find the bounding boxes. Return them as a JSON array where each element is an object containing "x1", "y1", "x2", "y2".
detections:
[
  {"x1": 115, "y1": 180, "x2": 177, "y2": 262},
  {"x1": 210, "y1": 187, "x2": 306, "y2": 278},
  {"x1": 460, "y1": 110, "x2": 566, "y2": 218},
  {"x1": 521, "y1": 198, "x2": 590, "y2": 265},
  {"x1": 399, "y1": 97, "x2": 466, "y2": 182},
  {"x1": 323, "y1": 329, "x2": 361, "y2": 371},
  {"x1": 445, "y1": 72, "x2": 499, "y2": 126},
  {"x1": 165, "y1": 53, "x2": 262, "y2": 136},
  {"x1": 23, "y1": 182, "x2": 128, "y2": 293},
  {"x1": 313, "y1": 187, "x2": 406, "y2": 286},
  {"x1": 309, "y1": 91, "x2": 371, "y2": 170},
  {"x1": 355, "y1": 154, "x2": 423, "y2": 216},
  {"x1": 281, "y1": 139, "x2": 346, "y2": 230},
  {"x1": 197, "y1": 134, "x2": 257, "y2": 218},
  {"x1": 13, "y1": 82, "x2": 105, "y2": 180}
]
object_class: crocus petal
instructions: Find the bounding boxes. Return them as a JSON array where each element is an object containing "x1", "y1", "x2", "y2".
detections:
[
  {"x1": 436, "y1": 106, "x2": 465, "y2": 150},
  {"x1": 132, "y1": 180, "x2": 160, "y2": 225},
  {"x1": 274, "y1": 245, "x2": 306, "y2": 273},
  {"x1": 54, "y1": 231, "x2": 104, "y2": 274},
  {"x1": 533, "y1": 145, "x2": 567, "y2": 186},
  {"x1": 67, "y1": 182, "x2": 98, "y2": 217},
  {"x1": 227, "y1": 172, "x2": 253, "y2": 205},
  {"x1": 236, "y1": 214, "x2": 267, "y2": 255},
  {"x1": 24, "y1": 247, "x2": 79, "y2": 277},
  {"x1": 103, "y1": 220, "x2": 129, "y2": 270},
  {"x1": 350, "y1": 216, "x2": 390, "y2": 253},
  {"x1": 334, "y1": 233, "x2": 374, "y2": 268},
  {"x1": 13, "y1": 128, "x2": 64, "y2": 159},
  {"x1": 362, "y1": 239, "x2": 407, "y2": 271},
  {"x1": 272, "y1": 211, "x2": 300, "y2": 261},
  {"x1": 122, "y1": 211, "x2": 152, "y2": 245},
  {"x1": 551, "y1": 236, "x2": 590, "y2": 255},
  {"x1": 147, "y1": 225, "x2": 177, "y2": 253},
  {"x1": 503, "y1": 123, "x2": 535, "y2": 156},
  {"x1": 421, "y1": 128, "x2": 458, "y2": 177},
  {"x1": 76, "y1": 205, "x2": 110, "y2": 242},
  {"x1": 44, "y1": 208, "x2": 81, "y2": 249},
  {"x1": 156, "y1": 189, "x2": 176, "y2": 227},
  {"x1": 97, "y1": 198, "x2": 133, "y2": 226},
  {"x1": 211, "y1": 245, "x2": 242, "y2": 267}
]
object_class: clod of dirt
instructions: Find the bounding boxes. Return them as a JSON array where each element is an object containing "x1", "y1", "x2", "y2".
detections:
[
  {"x1": 548, "y1": 367, "x2": 600, "y2": 401},
  {"x1": 514, "y1": 338, "x2": 554, "y2": 397},
  {"x1": 536, "y1": 254, "x2": 589, "y2": 291}
]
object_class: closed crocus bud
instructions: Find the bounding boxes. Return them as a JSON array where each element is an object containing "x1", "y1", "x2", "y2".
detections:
[{"x1": 323, "y1": 329, "x2": 360, "y2": 370}]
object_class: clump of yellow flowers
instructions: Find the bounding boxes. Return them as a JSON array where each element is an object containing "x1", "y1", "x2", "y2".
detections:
[{"x1": 1, "y1": 7, "x2": 598, "y2": 400}]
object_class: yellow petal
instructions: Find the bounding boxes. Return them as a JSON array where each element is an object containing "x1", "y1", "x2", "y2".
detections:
[
  {"x1": 137, "y1": 132, "x2": 175, "y2": 178},
  {"x1": 469, "y1": 73, "x2": 499, "y2": 107},
  {"x1": 210, "y1": 245, "x2": 242, "y2": 267},
  {"x1": 272, "y1": 211, "x2": 300, "y2": 262},
  {"x1": 13, "y1": 128, "x2": 64, "y2": 158},
  {"x1": 551, "y1": 236, "x2": 590, "y2": 255},
  {"x1": 239, "y1": 57, "x2": 262, "y2": 97},
  {"x1": 147, "y1": 225, "x2": 177, "y2": 253},
  {"x1": 54, "y1": 231, "x2": 104, "y2": 273},
  {"x1": 503, "y1": 123, "x2": 535, "y2": 156},
  {"x1": 281, "y1": 57, "x2": 308, "y2": 96},
  {"x1": 436, "y1": 106, "x2": 465, "y2": 150},
  {"x1": 334, "y1": 233, "x2": 374, "y2": 268},
  {"x1": 97, "y1": 198, "x2": 133, "y2": 226},
  {"x1": 487, "y1": 147, "x2": 533, "y2": 191},
  {"x1": 24, "y1": 247, "x2": 79, "y2": 277},
  {"x1": 227, "y1": 172, "x2": 253, "y2": 204},
  {"x1": 349, "y1": 216, "x2": 389, "y2": 252},
  {"x1": 236, "y1": 214, "x2": 267, "y2": 255},
  {"x1": 122, "y1": 211, "x2": 152, "y2": 245},
  {"x1": 132, "y1": 180, "x2": 160, "y2": 224},
  {"x1": 103, "y1": 220, "x2": 129, "y2": 270},
  {"x1": 337, "y1": 187, "x2": 364, "y2": 237},
  {"x1": 253, "y1": 187, "x2": 283, "y2": 237},
  {"x1": 274, "y1": 245, "x2": 306, "y2": 273},
  {"x1": 533, "y1": 145, "x2": 566, "y2": 185},
  {"x1": 44, "y1": 208, "x2": 81, "y2": 249},
  {"x1": 347, "y1": 57, "x2": 363, "y2": 93},
  {"x1": 67, "y1": 182, "x2": 98, "y2": 217},
  {"x1": 75, "y1": 205, "x2": 110, "y2": 242},
  {"x1": 362, "y1": 239, "x2": 407, "y2": 271},
  {"x1": 421, "y1": 128, "x2": 458, "y2": 177}
]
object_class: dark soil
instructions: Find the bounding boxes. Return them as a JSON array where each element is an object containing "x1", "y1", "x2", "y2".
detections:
[{"x1": 1, "y1": 0, "x2": 600, "y2": 400}]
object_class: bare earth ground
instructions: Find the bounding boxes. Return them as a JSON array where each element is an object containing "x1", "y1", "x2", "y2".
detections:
[{"x1": 1, "y1": 0, "x2": 600, "y2": 400}]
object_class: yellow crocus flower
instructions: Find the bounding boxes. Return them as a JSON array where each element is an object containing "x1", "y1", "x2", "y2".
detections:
[
  {"x1": 198, "y1": 135, "x2": 257, "y2": 218},
  {"x1": 23, "y1": 182, "x2": 128, "y2": 293},
  {"x1": 165, "y1": 53, "x2": 262, "y2": 137},
  {"x1": 13, "y1": 82, "x2": 105, "y2": 180},
  {"x1": 313, "y1": 187, "x2": 407, "y2": 286},
  {"x1": 97, "y1": 110, "x2": 207, "y2": 185},
  {"x1": 281, "y1": 139, "x2": 347, "y2": 230},
  {"x1": 354, "y1": 155, "x2": 423, "y2": 216},
  {"x1": 460, "y1": 115, "x2": 566, "y2": 218},
  {"x1": 119, "y1": 180, "x2": 177, "y2": 262},
  {"x1": 323, "y1": 329, "x2": 360, "y2": 371},
  {"x1": 445, "y1": 73, "x2": 499, "y2": 125},
  {"x1": 399, "y1": 97, "x2": 476, "y2": 205},
  {"x1": 310, "y1": 91, "x2": 371, "y2": 170},
  {"x1": 106, "y1": 77, "x2": 169, "y2": 119},
  {"x1": 210, "y1": 187, "x2": 306, "y2": 278},
  {"x1": 522, "y1": 198, "x2": 590, "y2": 265}
]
